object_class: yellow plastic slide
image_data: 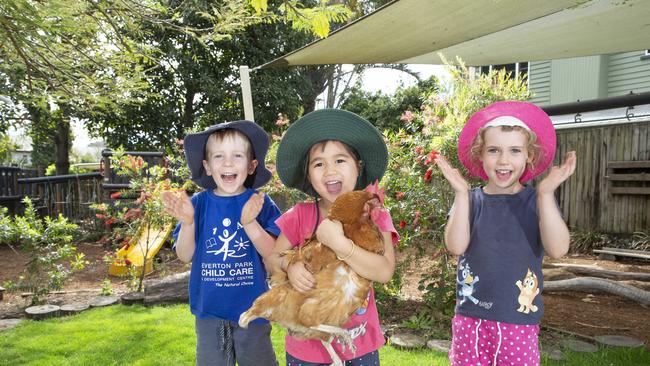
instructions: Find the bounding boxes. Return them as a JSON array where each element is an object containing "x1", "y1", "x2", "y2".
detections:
[{"x1": 109, "y1": 223, "x2": 174, "y2": 277}]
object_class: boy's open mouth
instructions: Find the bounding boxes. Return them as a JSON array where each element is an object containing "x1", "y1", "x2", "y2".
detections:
[{"x1": 221, "y1": 173, "x2": 237, "y2": 183}]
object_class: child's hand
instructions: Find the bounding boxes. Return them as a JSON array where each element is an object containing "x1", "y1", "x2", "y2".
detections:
[
  {"x1": 435, "y1": 155, "x2": 470, "y2": 193},
  {"x1": 316, "y1": 219, "x2": 346, "y2": 250},
  {"x1": 538, "y1": 151, "x2": 577, "y2": 195},
  {"x1": 161, "y1": 190, "x2": 194, "y2": 225},
  {"x1": 241, "y1": 192, "x2": 265, "y2": 225},
  {"x1": 287, "y1": 261, "x2": 315, "y2": 293}
]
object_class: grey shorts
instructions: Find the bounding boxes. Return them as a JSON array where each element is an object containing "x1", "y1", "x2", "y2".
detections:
[{"x1": 195, "y1": 317, "x2": 278, "y2": 366}]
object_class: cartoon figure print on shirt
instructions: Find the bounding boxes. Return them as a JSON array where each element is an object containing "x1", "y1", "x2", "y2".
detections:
[
  {"x1": 206, "y1": 218, "x2": 248, "y2": 260},
  {"x1": 354, "y1": 290, "x2": 371, "y2": 316},
  {"x1": 201, "y1": 217, "x2": 257, "y2": 288},
  {"x1": 457, "y1": 258, "x2": 479, "y2": 305},
  {"x1": 515, "y1": 268, "x2": 539, "y2": 314}
]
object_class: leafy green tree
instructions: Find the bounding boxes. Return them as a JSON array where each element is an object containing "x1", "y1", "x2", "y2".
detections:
[
  {"x1": 1, "y1": 0, "x2": 354, "y2": 165},
  {"x1": 0, "y1": 134, "x2": 16, "y2": 165},
  {"x1": 341, "y1": 76, "x2": 440, "y2": 131},
  {"x1": 83, "y1": 0, "x2": 351, "y2": 150}
]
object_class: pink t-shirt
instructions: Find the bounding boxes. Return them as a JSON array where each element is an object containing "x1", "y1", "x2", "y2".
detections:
[{"x1": 275, "y1": 202, "x2": 399, "y2": 363}]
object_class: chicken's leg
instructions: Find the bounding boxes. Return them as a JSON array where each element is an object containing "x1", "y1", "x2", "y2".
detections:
[
  {"x1": 311, "y1": 324, "x2": 356, "y2": 354},
  {"x1": 320, "y1": 338, "x2": 344, "y2": 366}
]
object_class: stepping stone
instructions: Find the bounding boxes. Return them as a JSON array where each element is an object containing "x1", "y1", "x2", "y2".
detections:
[
  {"x1": 60, "y1": 302, "x2": 90, "y2": 315},
  {"x1": 594, "y1": 335, "x2": 644, "y2": 348},
  {"x1": 25, "y1": 304, "x2": 61, "y2": 320},
  {"x1": 121, "y1": 291, "x2": 145, "y2": 306},
  {"x1": 543, "y1": 348, "x2": 564, "y2": 361},
  {"x1": 89, "y1": 296, "x2": 119, "y2": 307},
  {"x1": 389, "y1": 333, "x2": 426, "y2": 349},
  {"x1": 380, "y1": 324, "x2": 397, "y2": 336},
  {"x1": 427, "y1": 339, "x2": 451, "y2": 353},
  {"x1": 0, "y1": 318, "x2": 22, "y2": 331},
  {"x1": 562, "y1": 339, "x2": 598, "y2": 353}
]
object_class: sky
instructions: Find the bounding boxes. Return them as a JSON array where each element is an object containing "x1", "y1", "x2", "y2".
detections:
[{"x1": 361, "y1": 64, "x2": 448, "y2": 94}]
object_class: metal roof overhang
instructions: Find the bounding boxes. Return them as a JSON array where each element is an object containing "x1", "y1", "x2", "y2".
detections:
[{"x1": 260, "y1": 0, "x2": 650, "y2": 68}]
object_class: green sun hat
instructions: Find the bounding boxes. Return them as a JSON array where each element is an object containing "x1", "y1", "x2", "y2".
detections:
[{"x1": 276, "y1": 109, "x2": 388, "y2": 195}]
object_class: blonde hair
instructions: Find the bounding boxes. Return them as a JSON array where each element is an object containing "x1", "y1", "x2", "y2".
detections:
[
  {"x1": 204, "y1": 129, "x2": 254, "y2": 160},
  {"x1": 469, "y1": 125, "x2": 542, "y2": 170}
]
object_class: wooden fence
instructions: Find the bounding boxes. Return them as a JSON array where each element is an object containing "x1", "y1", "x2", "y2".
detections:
[
  {"x1": 18, "y1": 173, "x2": 103, "y2": 221},
  {"x1": 554, "y1": 119, "x2": 650, "y2": 234},
  {"x1": 0, "y1": 150, "x2": 168, "y2": 222},
  {"x1": 0, "y1": 167, "x2": 38, "y2": 214}
]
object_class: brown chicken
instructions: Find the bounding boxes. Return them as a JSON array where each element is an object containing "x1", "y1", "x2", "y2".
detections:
[{"x1": 238, "y1": 190, "x2": 385, "y2": 365}]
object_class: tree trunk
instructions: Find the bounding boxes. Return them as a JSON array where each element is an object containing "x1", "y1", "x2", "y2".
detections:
[
  {"x1": 546, "y1": 263, "x2": 650, "y2": 281},
  {"x1": 300, "y1": 66, "x2": 331, "y2": 114},
  {"x1": 54, "y1": 110, "x2": 70, "y2": 175},
  {"x1": 25, "y1": 101, "x2": 56, "y2": 170},
  {"x1": 181, "y1": 88, "x2": 196, "y2": 138},
  {"x1": 326, "y1": 65, "x2": 337, "y2": 108},
  {"x1": 544, "y1": 277, "x2": 650, "y2": 306},
  {"x1": 144, "y1": 271, "x2": 190, "y2": 306}
]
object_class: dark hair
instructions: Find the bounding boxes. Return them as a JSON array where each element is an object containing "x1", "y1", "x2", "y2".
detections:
[{"x1": 300, "y1": 140, "x2": 361, "y2": 196}]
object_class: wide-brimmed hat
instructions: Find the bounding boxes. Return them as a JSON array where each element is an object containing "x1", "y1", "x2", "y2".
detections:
[
  {"x1": 184, "y1": 120, "x2": 272, "y2": 190},
  {"x1": 457, "y1": 101, "x2": 556, "y2": 183},
  {"x1": 276, "y1": 109, "x2": 388, "y2": 195}
]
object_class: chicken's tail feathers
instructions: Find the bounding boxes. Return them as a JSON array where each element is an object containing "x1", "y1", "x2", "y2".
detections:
[{"x1": 238, "y1": 309, "x2": 258, "y2": 328}]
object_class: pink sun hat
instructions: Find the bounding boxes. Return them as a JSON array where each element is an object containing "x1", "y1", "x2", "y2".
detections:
[{"x1": 457, "y1": 100, "x2": 557, "y2": 183}]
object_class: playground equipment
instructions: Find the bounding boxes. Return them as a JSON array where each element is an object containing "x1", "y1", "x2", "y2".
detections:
[{"x1": 108, "y1": 223, "x2": 174, "y2": 277}]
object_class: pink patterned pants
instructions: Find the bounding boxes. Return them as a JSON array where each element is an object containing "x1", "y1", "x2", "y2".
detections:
[{"x1": 449, "y1": 314, "x2": 540, "y2": 366}]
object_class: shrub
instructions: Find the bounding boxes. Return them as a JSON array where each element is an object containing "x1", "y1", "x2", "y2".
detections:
[{"x1": 1, "y1": 197, "x2": 85, "y2": 304}]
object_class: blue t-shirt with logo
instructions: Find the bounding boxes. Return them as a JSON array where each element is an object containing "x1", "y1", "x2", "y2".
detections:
[
  {"x1": 172, "y1": 189, "x2": 281, "y2": 323},
  {"x1": 455, "y1": 186, "x2": 545, "y2": 325}
]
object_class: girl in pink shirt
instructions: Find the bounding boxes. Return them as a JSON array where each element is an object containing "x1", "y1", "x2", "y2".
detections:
[{"x1": 267, "y1": 109, "x2": 399, "y2": 365}]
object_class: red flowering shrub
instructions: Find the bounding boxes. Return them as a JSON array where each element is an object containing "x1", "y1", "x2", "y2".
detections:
[
  {"x1": 91, "y1": 148, "x2": 190, "y2": 291},
  {"x1": 381, "y1": 59, "x2": 530, "y2": 315}
]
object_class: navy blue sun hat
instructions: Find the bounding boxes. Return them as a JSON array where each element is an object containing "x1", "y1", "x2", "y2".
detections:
[{"x1": 184, "y1": 120, "x2": 272, "y2": 190}]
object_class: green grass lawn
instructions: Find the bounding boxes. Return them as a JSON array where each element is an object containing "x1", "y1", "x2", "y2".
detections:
[{"x1": 0, "y1": 304, "x2": 647, "y2": 365}]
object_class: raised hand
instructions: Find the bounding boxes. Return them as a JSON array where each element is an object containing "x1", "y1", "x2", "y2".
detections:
[
  {"x1": 161, "y1": 190, "x2": 194, "y2": 225},
  {"x1": 316, "y1": 219, "x2": 346, "y2": 250},
  {"x1": 241, "y1": 192, "x2": 265, "y2": 225},
  {"x1": 538, "y1": 151, "x2": 577, "y2": 195},
  {"x1": 435, "y1": 155, "x2": 470, "y2": 193}
]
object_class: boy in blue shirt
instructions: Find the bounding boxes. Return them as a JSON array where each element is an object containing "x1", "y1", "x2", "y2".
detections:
[{"x1": 162, "y1": 120, "x2": 281, "y2": 366}]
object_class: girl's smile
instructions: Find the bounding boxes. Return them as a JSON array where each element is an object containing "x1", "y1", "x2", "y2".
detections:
[
  {"x1": 480, "y1": 128, "x2": 531, "y2": 194},
  {"x1": 307, "y1": 140, "x2": 360, "y2": 210}
]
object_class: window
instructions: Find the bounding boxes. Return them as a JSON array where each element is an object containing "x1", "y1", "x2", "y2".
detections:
[{"x1": 477, "y1": 62, "x2": 529, "y2": 79}]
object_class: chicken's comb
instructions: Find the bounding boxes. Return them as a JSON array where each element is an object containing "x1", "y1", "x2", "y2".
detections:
[{"x1": 364, "y1": 179, "x2": 385, "y2": 206}]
